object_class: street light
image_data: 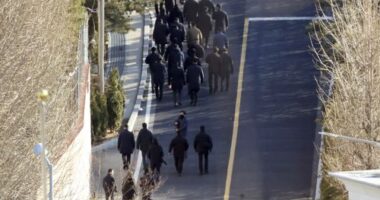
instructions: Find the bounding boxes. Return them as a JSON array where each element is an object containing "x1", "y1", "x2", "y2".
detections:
[
  {"x1": 33, "y1": 143, "x2": 53, "y2": 200},
  {"x1": 36, "y1": 90, "x2": 53, "y2": 200}
]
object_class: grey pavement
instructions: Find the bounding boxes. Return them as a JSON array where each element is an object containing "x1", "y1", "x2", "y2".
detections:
[
  {"x1": 152, "y1": 0, "x2": 319, "y2": 200},
  {"x1": 91, "y1": 12, "x2": 144, "y2": 200}
]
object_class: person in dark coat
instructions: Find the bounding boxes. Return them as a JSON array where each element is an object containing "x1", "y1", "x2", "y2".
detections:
[
  {"x1": 169, "y1": 25, "x2": 185, "y2": 50},
  {"x1": 153, "y1": 19, "x2": 169, "y2": 55},
  {"x1": 184, "y1": 47, "x2": 201, "y2": 71},
  {"x1": 168, "y1": 5, "x2": 184, "y2": 25},
  {"x1": 188, "y1": 43, "x2": 205, "y2": 60},
  {"x1": 198, "y1": 0, "x2": 215, "y2": 15},
  {"x1": 169, "y1": 130, "x2": 189, "y2": 176},
  {"x1": 103, "y1": 169, "x2": 117, "y2": 200},
  {"x1": 213, "y1": 30, "x2": 229, "y2": 50},
  {"x1": 145, "y1": 47, "x2": 163, "y2": 92},
  {"x1": 148, "y1": 138, "x2": 164, "y2": 174},
  {"x1": 194, "y1": 126, "x2": 213, "y2": 175},
  {"x1": 205, "y1": 47, "x2": 222, "y2": 94},
  {"x1": 212, "y1": 4, "x2": 229, "y2": 33},
  {"x1": 165, "y1": 0, "x2": 175, "y2": 15},
  {"x1": 165, "y1": 43, "x2": 184, "y2": 86},
  {"x1": 118, "y1": 124, "x2": 135, "y2": 169},
  {"x1": 137, "y1": 123, "x2": 154, "y2": 173},
  {"x1": 183, "y1": 0, "x2": 199, "y2": 24},
  {"x1": 171, "y1": 66, "x2": 186, "y2": 107},
  {"x1": 186, "y1": 60, "x2": 204, "y2": 106},
  {"x1": 151, "y1": 60, "x2": 166, "y2": 101},
  {"x1": 196, "y1": 7, "x2": 213, "y2": 48},
  {"x1": 122, "y1": 172, "x2": 135, "y2": 200},
  {"x1": 159, "y1": 2, "x2": 166, "y2": 20},
  {"x1": 219, "y1": 48, "x2": 234, "y2": 91}
]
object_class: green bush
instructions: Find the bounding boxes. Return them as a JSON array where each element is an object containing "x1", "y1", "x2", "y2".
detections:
[
  {"x1": 91, "y1": 88, "x2": 109, "y2": 137},
  {"x1": 106, "y1": 68, "x2": 125, "y2": 130}
]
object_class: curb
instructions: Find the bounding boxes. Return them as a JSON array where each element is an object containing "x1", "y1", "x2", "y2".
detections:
[{"x1": 92, "y1": 12, "x2": 154, "y2": 153}]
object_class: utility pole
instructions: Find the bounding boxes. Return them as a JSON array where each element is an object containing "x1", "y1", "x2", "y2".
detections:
[{"x1": 98, "y1": 0, "x2": 105, "y2": 93}]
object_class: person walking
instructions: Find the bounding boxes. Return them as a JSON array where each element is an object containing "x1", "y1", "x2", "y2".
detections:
[
  {"x1": 136, "y1": 123, "x2": 154, "y2": 173},
  {"x1": 122, "y1": 172, "x2": 135, "y2": 200},
  {"x1": 186, "y1": 59, "x2": 204, "y2": 106},
  {"x1": 183, "y1": 0, "x2": 199, "y2": 24},
  {"x1": 169, "y1": 25, "x2": 185, "y2": 50},
  {"x1": 184, "y1": 47, "x2": 201, "y2": 71},
  {"x1": 186, "y1": 22, "x2": 203, "y2": 46},
  {"x1": 213, "y1": 30, "x2": 229, "y2": 50},
  {"x1": 213, "y1": 4, "x2": 229, "y2": 33},
  {"x1": 196, "y1": 7, "x2": 213, "y2": 48},
  {"x1": 198, "y1": 0, "x2": 215, "y2": 15},
  {"x1": 165, "y1": 0, "x2": 175, "y2": 15},
  {"x1": 177, "y1": 110, "x2": 188, "y2": 137},
  {"x1": 169, "y1": 130, "x2": 189, "y2": 176},
  {"x1": 206, "y1": 47, "x2": 222, "y2": 94},
  {"x1": 151, "y1": 60, "x2": 166, "y2": 101},
  {"x1": 168, "y1": 4, "x2": 184, "y2": 24},
  {"x1": 117, "y1": 124, "x2": 135, "y2": 169},
  {"x1": 148, "y1": 138, "x2": 165, "y2": 174},
  {"x1": 165, "y1": 43, "x2": 184, "y2": 86},
  {"x1": 153, "y1": 19, "x2": 169, "y2": 55},
  {"x1": 103, "y1": 169, "x2": 117, "y2": 200},
  {"x1": 194, "y1": 126, "x2": 213, "y2": 175},
  {"x1": 171, "y1": 66, "x2": 186, "y2": 107},
  {"x1": 219, "y1": 47, "x2": 234, "y2": 91},
  {"x1": 145, "y1": 47, "x2": 163, "y2": 92},
  {"x1": 188, "y1": 43, "x2": 205, "y2": 61}
]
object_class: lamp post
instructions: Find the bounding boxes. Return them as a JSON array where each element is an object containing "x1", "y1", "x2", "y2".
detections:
[
  {"x1": 36, "y1": 90, "x2": 52, "y2": 200},
  {"x1": 98, "y1": 0, "x2": 105, "y2": 93}
]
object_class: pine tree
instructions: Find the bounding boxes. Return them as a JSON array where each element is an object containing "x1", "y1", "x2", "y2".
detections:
[{"x1": 106, "y1": 68, "x2": 125, "y2": 130}]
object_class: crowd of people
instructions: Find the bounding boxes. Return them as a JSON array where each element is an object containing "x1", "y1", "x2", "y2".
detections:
[
  {"x1": 146, "y1": 0, "x2": 234, "y2": 107},
  {"x1": 103, "y1": 0, "x2": 233, "y2": 199}
]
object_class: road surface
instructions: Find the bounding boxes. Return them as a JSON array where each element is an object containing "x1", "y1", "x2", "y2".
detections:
[{"x1": 150, "y1": 1, "x2": 319, "y2": 199}]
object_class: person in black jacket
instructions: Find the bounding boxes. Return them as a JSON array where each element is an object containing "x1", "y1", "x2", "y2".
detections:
[
  {"x1": 145, "y1": 47, "x2": 163, "y2": 93},
  {"x1": 212, "y1": 4, "x2": 229, "y2": 33},
  {"x1": 169, "y1": 25, "x2": 185, "y2": 50},
  {"x1": 168, "y1": 5, "x2": 184, "y2": 25},
  {"x1": 148, "y1": 138, "x2": 164, "y2": 174},
  {"x1": 137, "y1": 123, "x2": 154, "y2": 173},
  {"x1": 103, "y1": 169, "x2": 117, "y2": 200},
  {"x1": 151, "y1": 60, "x2": 166, "y2": 101},
  {"x1": 198, "y1": 0, "x2": 215, "y2": 15},
  {"x1": 153, "y1": 19, "x2": 169, "y2": 55},
  {"x1": 183, "y1": 0, "x2": 199, "y2": 24},
  {"x1": 186, "y1": 60, "x2": 204, "y2": 106},
  {"x1": 165, "y1": 0, "x2": 175, "y2": 15},
  {"x1": 206, "y1": 47, "x2": 222, "y2": 94},
  {"x1": 165, "y1": 43, "x2": 184, "y2": 86},
  {"x1": 196, "y1": 7, "x2": 213, "y2": 48},
  {"x1": 184, "y1": 47, "x2": 201, "y2": 71},
  {"x1": 219, "y1": 47, "x2": 234, "y2": 91},
  {"x1": 118, "y1": 124, "x2": 135, "y2": 169},
  {"x1": 194, "y1": 126, "x2": 213, "y2": 175},
  {"x1": 171, "y1": 66, "x2": 186, "y2": 107},
  {"x1": 169, "y1": 130, "x2": 189, "y2": 176}
]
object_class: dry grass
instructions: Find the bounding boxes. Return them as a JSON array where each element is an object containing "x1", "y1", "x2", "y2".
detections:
[
  {"x1": 0, "y1": 0, "x2": 84, "y2": 198},
  {"x1": 313, "y1": 0, "x2": 380, "y2": 198}
]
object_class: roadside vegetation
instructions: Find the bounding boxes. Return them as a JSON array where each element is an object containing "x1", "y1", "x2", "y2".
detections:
[
  {"x1": 0, "y1": 0, "x2": 85, "y2": 198},
  {"x1": 313, "y1": 0, "x2": 380, "y2": 199}
]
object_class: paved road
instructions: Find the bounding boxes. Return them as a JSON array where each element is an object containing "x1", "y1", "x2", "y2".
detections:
[{"x1": 151, "y1": 1, "x2": 319, "y2": 200}]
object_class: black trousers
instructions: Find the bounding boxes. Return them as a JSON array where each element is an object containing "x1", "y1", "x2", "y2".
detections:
[
  {"x1": 174, "y1": 155, "x2": 184, "y2": 174},
  {"x1": 198, "y1": 152, "x2": 209, "y2": 174},
  {"x1": 208, "y1": 72, "x2": 219, "y2": 93},
  {"x1": 173, "y1": 89, "x2": 182, "y2": 105},
  {"x1": 154, "y1": 82, "x2": 164, "y2": 100},
  {"x1": 150, "y1": 163, "x2": 162, "y2": 174},
  {"x1": 189, "y1": 87, "x2": 200, "y2": 105},
  {"x1": 122, "y1": 153, "x2": 132, "y2": 168},
  {"x1": 220, "y1": 74, "x2": 230, "y2": 91}
]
